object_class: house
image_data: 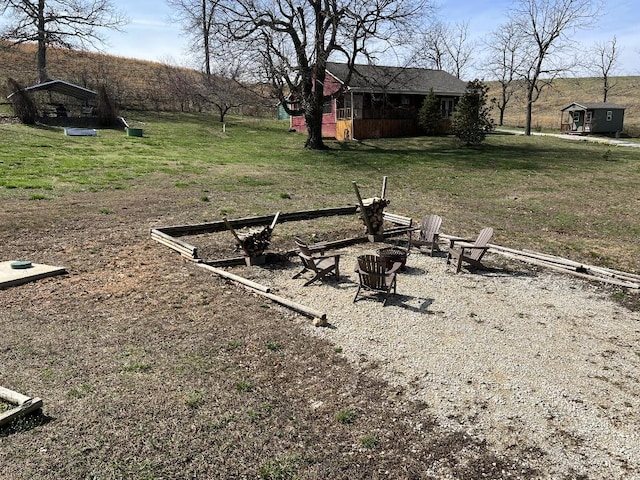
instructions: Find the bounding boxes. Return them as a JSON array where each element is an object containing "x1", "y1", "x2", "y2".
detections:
[
  {"x1": 290, "y1": 62, "x2": 468, "y2": 140},
  {"x1": 560, "y1": 102, "x2": 625, "y2": 135}
]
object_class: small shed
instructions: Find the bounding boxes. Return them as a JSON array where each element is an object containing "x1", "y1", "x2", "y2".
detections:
[{"x1": 560, "y1": 102, "x2": 625, "y2": 135}]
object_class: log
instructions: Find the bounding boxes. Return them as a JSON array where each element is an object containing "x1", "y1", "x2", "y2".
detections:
[
  {"x1": 246, "y1": 287, "x2": 327, "y2": 321},
  {"x1": 223, "y1": 216, "x2": 253, "y2": 257},
  {"x1": 0, "y1": 386, "x2": 43, "y2": 428},
  {"x1": 150, "y1": 229, "x2": 198, "y2": 259},
  {"x1": 496, "y1": 251, "x2": 639, "y2": 289},
  {"x1": 0, "y1": 386, "x2": 30, "y2": 404},
  {"x1": 156, "y1": 206, "x2": 358, "y2": 237},
  {"x1": 196, "y1": 264, "x2": 327, "y2": 321},
  {"x1": 196, "y1": 263, "x2": 270, "y2": 293},
  {"x1": 352, "y1": 182, "x2": 374, "y2": 235}
]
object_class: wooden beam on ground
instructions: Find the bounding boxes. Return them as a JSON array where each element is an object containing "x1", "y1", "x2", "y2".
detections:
[
  {"x1": 196, "y1": 263, "x2": 326, "y2": 322},
  {"x1": 150, "y1": 229, "x2": 198, "y2": 259},
  {"x1": 156, "y1": 206, "x2": 358, "y2": 237},
  {"x1": 440, "y1": 233, "x2": 639, "y2": 289},
  {"x1": 245, "y1": 286, "x2": 327, "y2": 321},
  {"x1": 496, "y1": 251, "x2": 639, "y2": 289},
  {"x1": 196, "y1": 263, "x2": 270, "y2": 292},
  {"x1": 0, "y1": 386, "x2": 43, "y2": 428}
]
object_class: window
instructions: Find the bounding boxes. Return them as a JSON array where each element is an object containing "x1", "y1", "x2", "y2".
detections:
[
  {"x1": 323, "y1": 101, "x2": 333, "y2": 114},
  {"x1": 585, "y1": 111, "x2": 592, "y2": 123},
  {"x1": 441, "y1": 98, "x2": 455, "y2": 119},
  {"x1": 606, "y1": 110, "x2": 613, "y2": 121}
]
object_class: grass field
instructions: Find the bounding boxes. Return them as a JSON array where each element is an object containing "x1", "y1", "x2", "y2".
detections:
[
  {"x1": 1, "y1": 113, "x2": 639, "y2": 479},
  {"x1": 1, "y1": 112, "x2": 639, "y2": 273}
]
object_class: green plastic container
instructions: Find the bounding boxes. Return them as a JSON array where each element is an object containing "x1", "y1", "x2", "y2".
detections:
[{"x1": 126, "y1": 127, "x2": 143, "y2": 137}]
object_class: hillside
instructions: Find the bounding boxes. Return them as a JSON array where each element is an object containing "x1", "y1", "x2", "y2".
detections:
[
  {"x1": 486, "y1": 76, "x2": 640, "y2": 136},
  {"x1": 0, "y1": 43, "x2": 270, "y2": 115},
  {"x1": 2, "y1": 43, "x2": 638, "y2": 134}
]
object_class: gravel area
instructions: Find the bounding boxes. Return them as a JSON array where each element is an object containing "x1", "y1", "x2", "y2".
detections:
[{"x1": 236, "y1": 243, "x2": 640, "y2": 479}]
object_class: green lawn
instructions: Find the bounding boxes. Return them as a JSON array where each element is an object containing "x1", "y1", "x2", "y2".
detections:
[{"x1": 1, "y1": 112, "x2": 639, "y2": 273}]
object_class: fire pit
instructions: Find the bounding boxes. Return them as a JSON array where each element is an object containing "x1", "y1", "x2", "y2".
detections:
[{"x1": 377, "y1": 247, "x2": 408, "y2": 270}]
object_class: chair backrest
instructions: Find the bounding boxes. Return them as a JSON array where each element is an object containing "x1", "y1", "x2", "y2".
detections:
[
  {"x1": 419, "y1": 214, "x2": 442, "y2": 242},
  {"x1": 357, "y1": 255, "x2": 389, "y2": 290},
  {"x1": 294, "y1": 238, "x2": 318, "y2": 271},
  {"x1": 469, "y1": 227, "x2": 493, "y2": 261}
]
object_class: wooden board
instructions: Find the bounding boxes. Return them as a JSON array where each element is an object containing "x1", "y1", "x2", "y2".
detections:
[
  {"x1": 0, "y1": 261, "x2": 66, "y2": 289},
  {"x1": 0, "y1": 386, "x2": 43, "y2": 428}
]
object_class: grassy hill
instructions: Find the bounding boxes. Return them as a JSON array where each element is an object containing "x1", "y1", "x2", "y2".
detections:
[
  {"x1": 2, "y1": 43, "x2": 639, "y2": 134},
  {"x1": 486, "y1": 76, "x2": 640, "y2": 136}
]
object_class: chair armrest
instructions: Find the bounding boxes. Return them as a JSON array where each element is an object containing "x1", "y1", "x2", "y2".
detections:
[
  {"x1": 449, "y1": 239, "x2": 474, "y2": 248},
  {"x1": 386, "y1": 261, "x2": 403, "y2": 275},
  {"x1": 460, "y1": 245, "x2": 490, "y2": 254}
]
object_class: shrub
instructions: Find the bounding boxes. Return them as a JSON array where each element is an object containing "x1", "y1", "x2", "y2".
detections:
[
  {"x1": 418, "y1": 88, "x2": 445, "y2": 136},
  {"x1": 451, "y1": 79, "x2": 494, "y2": 146},
  {"x1": 95, "y1": 84, "x2": 120, "y2": 127},
  {"x1": 7, "y1": 78, "x2": 38, "y2": 124}
]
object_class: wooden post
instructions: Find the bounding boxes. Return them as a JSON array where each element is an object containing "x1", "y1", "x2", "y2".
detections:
[
  {"x1": 352, "y1": 181, "x2": 374, "y2": 236},
  {"x1": 196, "y1": 263, "x2": 270, "y2": 292},
  {"x1": 269, "y1": 211, "x2": 281, "y2": 230},
  {"x1": 381, "y1": 176, "x2": 388, "y2": 200},
  {"x1": 223, "y1": 216, "x2": 252, "y2": 257}
]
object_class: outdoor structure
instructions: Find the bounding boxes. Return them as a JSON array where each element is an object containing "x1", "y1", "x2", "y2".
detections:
[
  {"x1": 7, "y1": 79, "x2": 97, "y2": 118},
  {"x1": 289, "y1": 62, "x2": 468, "y2": 140},
  {"x1": 560, "y1": 102, "x2": 625, "y2": 135}
]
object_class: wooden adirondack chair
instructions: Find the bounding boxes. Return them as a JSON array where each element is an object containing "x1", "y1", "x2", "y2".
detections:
[
  {"x1": 446, "y1": 227, "x2": 494, "y2": 273},
  {"x1": 292, "y1": 238, "x2": 340, "y2": 286},
  {"x1": 409, "y1": 214, "x2": 442, "y2": 256},
  {"x1": 353, "y1": 254, "x2": 401, "y2": 306}
]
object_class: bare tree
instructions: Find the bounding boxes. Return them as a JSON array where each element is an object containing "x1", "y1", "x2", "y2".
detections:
[
  {"x1": 415, "y1": 20, "x2": 474, "y2": 79},
  {"x1": 416, "y1": 21, "x2": 449, "y2": 70},
  {"x1": 509, "y1": 0, "x2": 602, "y2": 135},
  {"x1": 485, "y1": 21, "x2": 525, "y2": 126},
  {"x1": 166, "y1": 0, "x2": 215, "y2": 77},
  {"x1": 211, "y1": 0, "x2": 433, "y2": 149},
  {"x1": 592, "y1": 36, "x2": 618, "y2": 102},
  {"x1": 0, "y1": 0, "x2": 127, "y2": 82},
  {"x1": 443, "y1": 21, "x2": 475, "y2": 79}
]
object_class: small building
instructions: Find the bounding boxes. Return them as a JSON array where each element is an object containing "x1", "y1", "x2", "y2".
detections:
[
  {"x1": 560, "y1": 102, "x2": 625, "y2": 135},
  {"x1": 290, "y1": 62, "x2": 468, "y2": 140}
]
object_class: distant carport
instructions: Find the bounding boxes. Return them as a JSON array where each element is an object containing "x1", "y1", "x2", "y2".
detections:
[{"x1": 7, "y1": 79, "x2": 97, "y2": 103}]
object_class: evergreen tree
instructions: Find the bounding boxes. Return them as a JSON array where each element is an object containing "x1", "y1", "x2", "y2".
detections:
[
  {"x1": 451, "y1": 79, "x2": 494, "y2": 146},
  {"x1": 417, "y1": 88, "x2": 444, "y2": 136}
]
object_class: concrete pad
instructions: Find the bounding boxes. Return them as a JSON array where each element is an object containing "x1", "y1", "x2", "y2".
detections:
[{"x1": 0, "y1": 261, "x2": 67, "y2": 289}]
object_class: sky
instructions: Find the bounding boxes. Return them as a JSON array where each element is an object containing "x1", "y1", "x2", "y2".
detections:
[{"x1": 104, "y1": 0, "x2": 640, "y2": 77}]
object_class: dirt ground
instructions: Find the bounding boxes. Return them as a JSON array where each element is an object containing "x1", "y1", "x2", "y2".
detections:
[{"x1": 0, "y1": 186, "x2": 633, "y2": 479}]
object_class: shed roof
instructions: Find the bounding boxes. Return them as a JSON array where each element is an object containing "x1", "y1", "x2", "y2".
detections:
[
  {"x1": 561, "y1": 102, "x2": 625, "y2": 112},
  {"x1": 326, "y1": 62, "x2": 467, "y2": 96},
  {"x1": 7, "y1": 79, "x2": 97, "y2": 102}
]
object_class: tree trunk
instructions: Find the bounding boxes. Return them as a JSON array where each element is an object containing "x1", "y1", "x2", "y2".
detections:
[
  {"x1": 303, "y1": 88, "x2": 327, "y2": 150},
  {"x1": 37, "y1": 0, "x2": 48, "y2": 82},
  {"x1": 524, "y1": 85, "x2": 534, "y2": 136},
  {"x1": 304, "y1": 111, "x2": 326, "y2": 150},
  {"x1": 201, "y1": 0, "x2": 211, "y2": 77}
]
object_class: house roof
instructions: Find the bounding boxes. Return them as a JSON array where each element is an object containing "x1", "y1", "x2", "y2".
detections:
[
  {"x1": 7, "y1": 79, "x2": 97, "y2": 102},
  {"x1": 561, "y1": 102, "x2": 625, "y2": 112},
  {"x1": 326, "y1": 62, "x2": 468, "y2": 96}
]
